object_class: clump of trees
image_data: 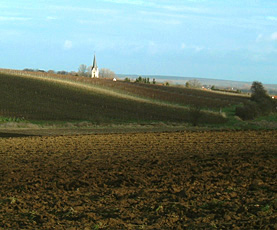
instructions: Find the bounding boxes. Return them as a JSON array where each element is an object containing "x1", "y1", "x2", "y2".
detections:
[
  {"x1": 78, "y1": 64, "x2": 116, "y2": 78},
  {"x1": 135, "y1": 76, "x2": 150, "y2": 84},
  {"x1": 23, "y1": 68, "x2": 78, "y2": 76},
  {"x1": 99, "y1": 68, "x2": 116, "y2": 79},
  {"x1": 124, "y1": 77, "x2": 156, "y2": 84},
  {"x1": 185, "y1": 79, "x2": 202, "y2": 89},
  {"x1": 235, "y1": 81, "x2": 276, "y2": 120},
  {"x1": 78, "y1": 64, "x2": 89, "y2": 77}
]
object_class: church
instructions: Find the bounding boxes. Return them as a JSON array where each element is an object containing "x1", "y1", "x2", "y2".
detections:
[{"x1": 91, "y1": 54, "x2": 99, "y2": 78}]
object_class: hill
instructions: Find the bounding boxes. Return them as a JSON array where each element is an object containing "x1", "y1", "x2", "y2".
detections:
[
  {"x1": 0, "y1": 69, "x2": 251, "y2": 126},
  {"x1": 118, "y1": 74, "x2": 277, "y2": 94}
]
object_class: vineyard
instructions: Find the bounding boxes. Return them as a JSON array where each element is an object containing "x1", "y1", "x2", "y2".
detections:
[
  {"x1": 0, "y1": 68, "x2": 249, "y2": 110},
  {"x1": 0, "y1": 130, "x2": 276, "y2": 229},
  {"x1": 0, "y1": 69, "x2": 234, "y2": 125}
]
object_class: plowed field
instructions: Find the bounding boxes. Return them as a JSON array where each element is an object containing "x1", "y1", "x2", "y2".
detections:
[{"x1": 0, "y1": 131, "x2": 276, "y2": 229}]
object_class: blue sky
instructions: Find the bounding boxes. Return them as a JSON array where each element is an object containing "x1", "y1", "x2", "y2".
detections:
[{"x1": 0, "y1": 0, "x2": 277, "y2": 83}]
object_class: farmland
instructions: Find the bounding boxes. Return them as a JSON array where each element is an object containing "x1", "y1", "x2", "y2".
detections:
[
  {"x1": 0, "y1": 69, "x2": 276, "y2": 229},
  {"x1": 0, "y1": 130, "x2": 276, "y2": 229},
  {"x1": 0, "y1": 68, "x2": 253, "y2": 128}
]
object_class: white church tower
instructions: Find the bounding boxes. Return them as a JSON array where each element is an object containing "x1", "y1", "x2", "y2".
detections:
[{"x1": 91, "y1": 54, "x2": 99, "y2": 78}]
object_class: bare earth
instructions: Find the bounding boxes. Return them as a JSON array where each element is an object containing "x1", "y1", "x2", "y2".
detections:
[{"x1": 0, "y1": 130, "x2": 276, "y2": 229}]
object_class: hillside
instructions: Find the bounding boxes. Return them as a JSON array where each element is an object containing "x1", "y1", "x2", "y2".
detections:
[
  {"x1": 118, "y1": 74, "x2": 277, "y2": 94},
  {"x1": 0, "y1": 69, "x2": 250, "y2": 126}
]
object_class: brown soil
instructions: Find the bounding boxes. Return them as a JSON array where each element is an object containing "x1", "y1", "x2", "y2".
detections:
[{"x1": 0, "y1": 131, "x2": 276, "y2": 229}]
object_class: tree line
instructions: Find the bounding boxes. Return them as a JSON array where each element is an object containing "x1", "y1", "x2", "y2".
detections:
[
  {"x1": 23, "y1": 65, "x2": 116, "y2": 79},
  {"x1": 78, "y1": 64, "x2": 116, "y2": 78}
]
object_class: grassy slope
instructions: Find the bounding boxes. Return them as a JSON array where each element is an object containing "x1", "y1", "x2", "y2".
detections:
[{"x1": 0, "y1": 72, "x2": 227, "y2": 125}]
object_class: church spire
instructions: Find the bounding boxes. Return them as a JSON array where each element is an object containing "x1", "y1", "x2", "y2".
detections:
[
  {"x1": 92, "y1": 54, "x2": 97, "y2": 69},
  {"x1": 91, "y1": 54, "x2": 99, "y2": 78}
]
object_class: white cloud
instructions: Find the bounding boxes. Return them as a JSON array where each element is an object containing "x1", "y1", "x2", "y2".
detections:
[
  {"x1": 271, "y1": 32, "x2": 277, "y2": 41},
  {"x1": 266, "y1": 16, "x2": 277, "y2": 21},
  {"x1": 180, "y1": 43, "x2": 204, "y2": 52},
  {"x1": 0, "y1": 16, "x2": 31, "y2": 22},
  {"x1": 63, "y1": 40, "x2": 73, "y2": 50},
  {"x1": 181, "y1": 43, "x2": 186, "y2": 49},
  {"x1": 194, "y1": 46, "x2": 203, "y2": 52},
  {"x1": 48, "y1": 5, "x2": 117, "y2": 15},
  {"x1": 145, "y1": 18, "x2": 181, "y2": 26},
  {"x1": 161, "y1": 5, "x2": 206, "y2": 13},
  {"x1": 103, "y1": 0, "x2": 148, "y2": 6},
  {"x1": 46, "y1": 16, "x2": 57, "y2": 21},
  {"x1": 256, "y1": 34, "x2": 263, "y2": 42},
  {"x1": 78, "y1": 19, "x2": 105, "y2": 26}
]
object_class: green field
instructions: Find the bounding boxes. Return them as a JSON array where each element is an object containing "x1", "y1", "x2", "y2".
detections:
[{"x1": 0, "y1": 69, "x2": 273, "y2": 129}]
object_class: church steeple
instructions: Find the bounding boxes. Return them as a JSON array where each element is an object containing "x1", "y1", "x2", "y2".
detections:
[
  {"x1": 92, "y1": 54, "x2": 97, "y2": 69},
  {"x1": 91, "y1": 54, "x2": 99, "y2": 78}
]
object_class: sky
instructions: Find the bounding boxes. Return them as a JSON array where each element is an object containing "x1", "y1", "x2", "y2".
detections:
[{"x1": 0, "y1": 0, "x2": 277, "y2": 84}]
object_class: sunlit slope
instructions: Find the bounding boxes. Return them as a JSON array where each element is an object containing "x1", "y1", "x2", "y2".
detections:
[{"x1": 0, "y1": 73, "x2": 226, "y2": 124}]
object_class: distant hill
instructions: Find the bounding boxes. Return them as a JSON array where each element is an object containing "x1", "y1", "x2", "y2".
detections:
[
  {"x1": 0, "y1": 69, "x2": 250, "y2": 125},
  {"x1": 117, "y1": 74, "x2": 277, "y2": 94}
]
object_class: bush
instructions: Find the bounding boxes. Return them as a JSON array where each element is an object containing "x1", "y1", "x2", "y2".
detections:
[
  {"x1": 235, "y1": 81, "x2": 276, "y2": 120},
  {"x1": 188, "y1": 106, "x2": 203, "y2": 126},
  {"x1": 235, "y1": 102, "x2": 259, "y2": 120},
  {"x1": 256, "y1": 98, "x2": 274, "y2": 115}
]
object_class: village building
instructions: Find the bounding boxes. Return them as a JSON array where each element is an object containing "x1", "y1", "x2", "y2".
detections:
[{"x1": 91, "y1": 54, "x2": 99, "y2": 78}]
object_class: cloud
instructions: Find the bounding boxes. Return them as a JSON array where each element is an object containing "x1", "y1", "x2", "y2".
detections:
[
  {"x1": 102, "y1": 0, "x2": 148, "y2": 6},
  {"x1": 63, "y1": 40, "x2": 73, "y2": 50},
  {"x1": 256, "y1": 34, "x2": 263, "y2": 42},
  {"x1": 181, "y1": 43, "x2": 186, "y2": 49},
  {"x1": 0, "y1": 16, "x2": 31, "y2": 22},
  {"x1": 194, "y1": 46, "x2": 204, "y2": 52},
  {"x1": 160, "y1": 5, "x2": 206, "y2": 13},
  {"x1": 271, "y1": 32, "x2": 277, "y2": 41},
  {"x1": 78, "y1": 19, "x2": 105, "y2": 26},
  {"x1": 266, "y1": 16, "x2": 277, "y2": 21},
  {"x1": 180, "y1": 43, "x2": 204, "y2": 52},
  {"x1": 145, "y1": 18, "x2": 181, "y2": 26},
  {"x1": 46, "y1": 16, "x2": 57, "y2": 21},
  {"x1": 48, "y1": 5, "x2": 117, "y2": 15}
]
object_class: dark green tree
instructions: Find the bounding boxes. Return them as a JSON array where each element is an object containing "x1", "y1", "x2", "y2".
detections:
[
  {"x1": 250, "y1": 81, "x2": 270, "y2": 102},
  {"x1": 236, "y1": 81, "x2": 274, "y2": 120},
  {"x1": 250, "y1": 81, "x2": 274, "y2": 115}
]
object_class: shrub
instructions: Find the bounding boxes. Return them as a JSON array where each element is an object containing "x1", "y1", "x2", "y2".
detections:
[
  {"x1": 188, "y1": 106, "x2": 203, "y2": 126},
  {"x1": 235, "y1": 101, "x2": 259, "y2": 120}
]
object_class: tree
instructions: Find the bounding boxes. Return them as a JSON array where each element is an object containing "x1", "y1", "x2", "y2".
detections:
[
  {"x1": 251, "y1": 81, "x2": 270, "y2": 102},
  {"x1": 47, "y1": 70, "x2": 55, "y2": 74},
  {"x1": 236, "y1": 81, "x2": 275, "y2": 120},
  {"x1": 135, "y1": 76, "x2": 143, "y2": 83},
  {"x1": 78, "y1": 64, "x2": 87, "y2": 77},
  {"x1": 251, "y1": 81, "x2": 274, "y2": 115},
  {"x1": 57, "y1": 70, "x2": 68, "y2": 75},
  {"x1": 99, "y1": 68, "x2": 116, "y2": 79},
  {"x1": 86, "y1": 65, "x2": 92, "y2": 77},
  {"x1": 188, "y1": 105, "x2": 203, "y2": 126},
  {"x1": 186, "y1": 79, "x2": 202, "y2": 89}
]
